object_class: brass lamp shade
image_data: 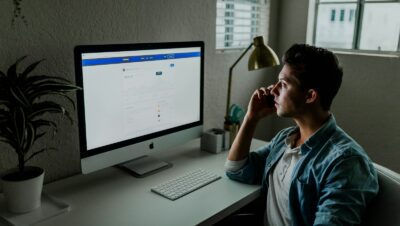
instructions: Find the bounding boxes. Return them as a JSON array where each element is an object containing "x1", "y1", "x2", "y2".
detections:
[{"x1": 248, "y1": 36, "x2": 280, "y2": 70}]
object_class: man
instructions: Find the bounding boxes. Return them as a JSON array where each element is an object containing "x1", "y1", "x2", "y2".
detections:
[{"x1": 224, "y1": 44, "x2": 379, "y2": 226}]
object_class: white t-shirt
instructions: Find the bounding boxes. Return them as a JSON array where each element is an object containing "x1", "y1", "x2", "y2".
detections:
[{"x1": 224, "y1": 134, "x2": 301, "y2": 226}]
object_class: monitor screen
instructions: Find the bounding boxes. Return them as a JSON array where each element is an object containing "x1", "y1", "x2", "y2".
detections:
[{"x1": 74, "y1": 41, "x2": 204, "y2": 176}]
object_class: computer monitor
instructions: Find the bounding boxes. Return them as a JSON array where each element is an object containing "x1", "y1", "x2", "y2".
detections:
[{"x1": 74, "y1": 41, "x2": 204, "y2": 177}]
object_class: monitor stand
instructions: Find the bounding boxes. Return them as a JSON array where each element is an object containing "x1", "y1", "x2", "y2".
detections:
[{"x1": 117, "y1": 155, "x2": 172, "y2": 178}]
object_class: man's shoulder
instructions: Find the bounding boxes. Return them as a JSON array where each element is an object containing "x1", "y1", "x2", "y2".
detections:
[
  {"x1": 313, "y1": 127, "x2": 374, "y2": 175},
  {"x1": 328, "y1": 126, "x2": 366, "y2": 157}
]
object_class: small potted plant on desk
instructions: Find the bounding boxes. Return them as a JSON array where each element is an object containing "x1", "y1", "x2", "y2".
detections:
[{"x1": 0, "y1": 56, "x2": 81, "y2": 213}]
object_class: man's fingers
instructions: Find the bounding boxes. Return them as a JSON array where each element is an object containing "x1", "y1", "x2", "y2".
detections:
[
  {"x1": 255, "y1": 89, "x2": 262, "y2": 99},
  {"x1": 254, "y1": 84, "x2": 275, "y2": 99}
]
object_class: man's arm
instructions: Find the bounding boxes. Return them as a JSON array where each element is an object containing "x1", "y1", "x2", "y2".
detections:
[
  {"x1": 225, "y1": 87, "x2": 276, "y2": 184},
  {"x1": 228, "y1": 86, "x2": 275, "y2": 161},
  {"x1": 314, "y1": 155, "x2": 379, "y2": 225},
  {"x1": 227, "y1": 115, "x2": 258, "y2": 161}
]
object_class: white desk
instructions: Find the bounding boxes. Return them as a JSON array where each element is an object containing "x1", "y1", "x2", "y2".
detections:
[{"x1": 24, "y1": 138, "x2": 266, "y2": 226}]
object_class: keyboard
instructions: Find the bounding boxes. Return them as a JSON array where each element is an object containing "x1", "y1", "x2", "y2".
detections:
[{"x1": 151, "y1": 168, "x2": 222, "y2": 200}]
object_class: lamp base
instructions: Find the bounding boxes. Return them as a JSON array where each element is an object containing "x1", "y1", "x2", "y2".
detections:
[{"x1": 224, "y1": 120, "x2": 240, "y2": 148}]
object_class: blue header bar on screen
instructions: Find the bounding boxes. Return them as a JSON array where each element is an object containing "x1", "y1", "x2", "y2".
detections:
[{"x1": 82, "y1": 52, "x2": 200, "y2": 66}]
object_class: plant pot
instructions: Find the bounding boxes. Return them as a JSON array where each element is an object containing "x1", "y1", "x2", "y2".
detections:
[{"x1": 1, "y1": 166, "x2": 44, "y2": 213}]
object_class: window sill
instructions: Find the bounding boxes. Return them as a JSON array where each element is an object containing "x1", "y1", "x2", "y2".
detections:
[
  {"x1": 332, "y1": 50, "x2": 400, "y2": 59},
  {"x1": 216, "y1": 48, "x2": 246, "y2": 54}
]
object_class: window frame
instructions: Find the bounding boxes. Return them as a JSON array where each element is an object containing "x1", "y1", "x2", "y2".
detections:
[{"x1": 307, "y1": 0, "x2": 400, "y2": 55}]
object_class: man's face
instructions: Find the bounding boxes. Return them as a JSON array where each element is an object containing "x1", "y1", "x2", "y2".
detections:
[{"x1": 271, "y1": 64, "x2": 308, "y2": 118}]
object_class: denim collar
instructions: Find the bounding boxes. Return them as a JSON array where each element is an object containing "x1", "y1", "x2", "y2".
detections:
[{"x1": 285, "y1": 114, "x2": 337, "y2": 154}]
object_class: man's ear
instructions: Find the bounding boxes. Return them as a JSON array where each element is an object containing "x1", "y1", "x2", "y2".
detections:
[{"x1": 305, "y1": 89, "x2": 318, "y2": 104}]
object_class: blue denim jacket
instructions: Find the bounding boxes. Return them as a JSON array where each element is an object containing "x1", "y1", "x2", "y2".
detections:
[{"x1": 226, "y1": 115, "x2": 379, "y2": 226}]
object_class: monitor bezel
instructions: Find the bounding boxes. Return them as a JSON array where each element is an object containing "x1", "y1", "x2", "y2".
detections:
[{"x1": 74, "y1": 41, "x2": 204, "y2": 160}]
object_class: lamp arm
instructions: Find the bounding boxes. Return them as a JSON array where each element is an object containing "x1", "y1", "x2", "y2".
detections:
[{"x1": 225, "y1": 43, "x2": 254, "y2": 119}]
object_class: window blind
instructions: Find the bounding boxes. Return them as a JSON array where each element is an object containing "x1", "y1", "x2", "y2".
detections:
[{"x1": 216, "y1": 0, "x2": 269, "y2": 50}]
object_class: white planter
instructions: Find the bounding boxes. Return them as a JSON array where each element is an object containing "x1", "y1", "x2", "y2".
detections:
[{"x1": 1, "y1": 166, "x2": 44, "y2": 213}]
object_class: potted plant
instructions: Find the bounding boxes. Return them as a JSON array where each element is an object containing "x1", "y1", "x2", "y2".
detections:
[{"x1": 0, "y1": 56, "x2": 81, "y2": 213}]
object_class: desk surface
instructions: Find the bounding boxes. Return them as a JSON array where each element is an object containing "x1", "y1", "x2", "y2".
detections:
[{"x1": 24, "y1": 138, "x2": 266, "y2": 226}]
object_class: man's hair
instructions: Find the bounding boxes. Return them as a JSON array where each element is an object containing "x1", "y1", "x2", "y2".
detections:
[{"x1": 283, "y1": 44, "x2": 343, "y2": 111}]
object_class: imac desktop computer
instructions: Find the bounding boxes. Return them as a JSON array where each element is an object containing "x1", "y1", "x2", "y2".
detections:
[{"x1": 74, "y1": 41, "x2": 204, "y2": 177}]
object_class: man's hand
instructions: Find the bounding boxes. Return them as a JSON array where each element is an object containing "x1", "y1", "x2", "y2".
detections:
[{"x1": 246, "y1": 85, "x2": 276, "y2": 122}]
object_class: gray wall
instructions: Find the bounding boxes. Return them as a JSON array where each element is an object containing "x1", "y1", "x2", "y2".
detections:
[{"x1": 0, "y1": 0, "x2": 398, "y2": 185}]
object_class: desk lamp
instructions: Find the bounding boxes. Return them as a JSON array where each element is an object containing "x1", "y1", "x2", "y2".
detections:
[{"x1": 224, "y1": 36, "x2": 280, "y2": 144}]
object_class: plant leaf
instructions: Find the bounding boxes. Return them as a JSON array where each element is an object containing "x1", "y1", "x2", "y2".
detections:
[
  {"x1": 0, "y1": 126, "x2": 14, "y2": 139},
  {"x1": 29, "y1": 101, "x2": 74, "y2": 124},
  {"x1": 19, "y1": 59, "x2": 44, "y2": 81},
  {"x1": 10, "y1": 86, "x2": 30, "y2": 108},
  {"x1": 28, "y1": 83, "x2": 81, "y2": 94},
  {"x1": 0, "y1": 137, "x2": 17, "y2": 151},
  {"x1": 12, "y1": 106, "x2": 26, "y2": 148},
  {"x1": 42, "y1": 92, "x2": 77, "y2": 111},
  {"x1": 7, "y1": 56, "x2": 27, "y2": 81},
  {"x1": 0, "y1": 99, "x2": 11, "y2": 107},
  {"x1": 0, "y1": 108, "x2": 10, "y2": 118},
  {"x1": 27, "y1": 84, "x2": 81, "y2": 103},
  {"x1": 0, "y1": 119, "x2": 20, "y2": 152},
  {"x1": 31, "y1": 119, "x2": 58, "y2": 140},
  {"x1": 33, "y1": 132, "x2": 47, "y2": 143},
  {"x1": 22, "y1": 75, "x2": 72, "y2": 89},
  {"x1": 23, "y1": 123, "x2": 36, "y2": 153},
  {"x1": 24, "y1": 147, "x2": 57, "y2": 163},
  {"x1": 31, "y1": 119, "x2": 57, "y2": 130}
]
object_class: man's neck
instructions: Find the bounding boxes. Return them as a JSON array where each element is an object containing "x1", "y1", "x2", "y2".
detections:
[{"x1": 293, "y1": 111, "x2": 331, "y2": 147}]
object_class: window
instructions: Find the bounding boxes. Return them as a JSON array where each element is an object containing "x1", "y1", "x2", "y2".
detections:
[
  {"x1": 339, "y1": 9, "x2": 345, "y2": 21},
  {"x1": 309, "y1": 0, "x2": 400, "y2": 52},
  {"x1": 216, "y1": 0, "x2": 270, "y2": 50},
  {"x1": 349, "y1": 9, "x2": 355, "y2": 21},
  {"x1": 331, "y1": 9, "x2": 336, "y2": 21}
]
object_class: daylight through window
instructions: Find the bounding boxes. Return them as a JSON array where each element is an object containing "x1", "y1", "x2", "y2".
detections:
[{"x1": 311, "y1": 0, "x2": 400, "y2": 52}]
